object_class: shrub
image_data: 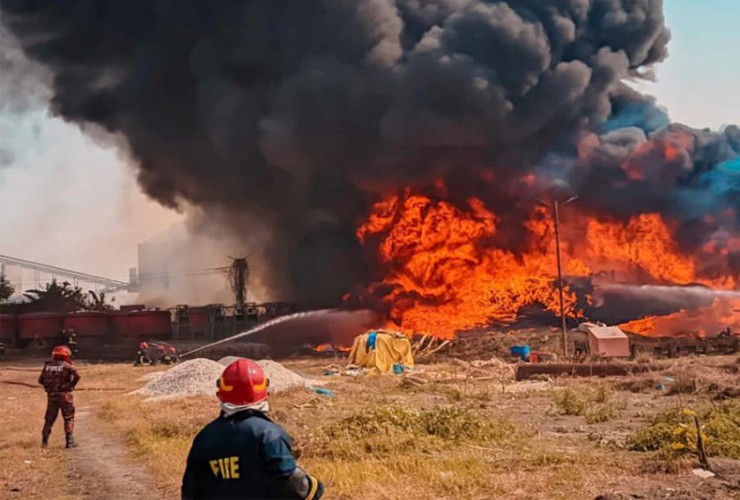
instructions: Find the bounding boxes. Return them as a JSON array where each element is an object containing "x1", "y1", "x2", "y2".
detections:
[{"x1": 627, "y1": 401, "x2": 740, "y2": 466}]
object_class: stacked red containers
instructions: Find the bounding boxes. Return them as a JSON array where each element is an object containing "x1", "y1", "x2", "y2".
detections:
[
  {"x1": 117, "y1": 310, "x2": 171, "y2": 337},
  {"x1": 18, "y1": 312, "x2": 64, "y2": 340},
  {"x1": 188, "y1": 307, "x2": 207, "y2": 336},
  {"x1": 63, "y1": 311, "x2": 111, "y2": 337},
  {"x1": 0, "y1": 314, "x2": 17, "y2": 342}
]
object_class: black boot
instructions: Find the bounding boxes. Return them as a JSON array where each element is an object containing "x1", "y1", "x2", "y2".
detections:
[
  {"x1": 41, "y1": 431, "x2": 49, "y2": 448},
  {"x1": 65, "y1": 433, "x2": 77, "y2": 449}
]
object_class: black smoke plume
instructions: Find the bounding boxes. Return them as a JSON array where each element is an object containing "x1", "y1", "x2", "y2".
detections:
[{"x1": 1, "y1": 0, "x2": 737, "y2": 305}]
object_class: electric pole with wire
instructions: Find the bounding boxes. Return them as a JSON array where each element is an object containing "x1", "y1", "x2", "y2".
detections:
[
  {"x1": 539, "y1": 196, "x2": 578, "y2": 357},
  {"x1": 227, "y1": 256, "x2": 249, "y2": 306}
]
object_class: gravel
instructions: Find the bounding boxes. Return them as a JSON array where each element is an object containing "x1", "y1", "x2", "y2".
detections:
[
  {"x1": 134, "y1": 358, "x2": 224, "y2": 401},
  {"x1": 133, "y1": 357, "x2": 319, "y2": 401}
]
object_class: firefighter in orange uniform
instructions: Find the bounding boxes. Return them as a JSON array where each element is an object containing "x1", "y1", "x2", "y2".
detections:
[{"x1": 39, "y1": 345, "x2": 80, "y2": 448}]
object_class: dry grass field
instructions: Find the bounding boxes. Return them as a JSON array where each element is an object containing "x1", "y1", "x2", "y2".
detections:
[{"x1": 1, "y1": 354, "x2": 739, "y2": 499}]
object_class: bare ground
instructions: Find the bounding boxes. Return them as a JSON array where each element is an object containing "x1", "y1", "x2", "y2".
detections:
[
  {"x1": 66, "y1": 398, "x2": 159, "y2": 499},
  {"x1": 2, "y1": 354, "x2": 740, "y2": 499}
]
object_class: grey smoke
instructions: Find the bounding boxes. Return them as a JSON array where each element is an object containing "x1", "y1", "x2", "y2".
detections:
[{"x1": 1, "y1": 0, "x2": 736, "y2": 305}]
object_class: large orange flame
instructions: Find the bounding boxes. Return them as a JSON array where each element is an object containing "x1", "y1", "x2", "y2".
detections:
[
  {"x1": 619, "y1": 298, "x2": 740, "y2": 338},
  {"x1": 358, "y1": 189, "x2": 737, "y2": 338}
]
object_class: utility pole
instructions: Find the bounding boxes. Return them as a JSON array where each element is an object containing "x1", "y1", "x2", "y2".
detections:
[
  {"x1": 540, "y1": 196, "x2": 578, "y2": 357},
  {"x1": 227, "y1": 256, "x2": 249, "y2": 306}
]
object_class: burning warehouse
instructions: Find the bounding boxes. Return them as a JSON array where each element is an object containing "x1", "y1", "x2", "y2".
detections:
[{"x1": 1, "y1": 0, "x2": 737, "y2": 340}]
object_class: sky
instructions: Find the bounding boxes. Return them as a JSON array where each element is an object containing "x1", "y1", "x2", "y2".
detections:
[
  {"x1": 634, "y1": 0, "x2": 740, "y2": 129},
  {"x1": 0, "y1": 0, "x2": 738, "y2": 280}
]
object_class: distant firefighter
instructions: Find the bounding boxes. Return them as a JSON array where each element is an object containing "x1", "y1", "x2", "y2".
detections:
[
  {"x1": 161, "y1": 345, "x2": 179, "y2": 365},
  {"x1": 66, "y1": 329, "x2": 79, "y2": 355},
  {"x1": 134, "y1": 341, "x2": 154, "y2": 367},
  {"x1": 39, "y1": 345, "x2": 80, "y2": 448}
]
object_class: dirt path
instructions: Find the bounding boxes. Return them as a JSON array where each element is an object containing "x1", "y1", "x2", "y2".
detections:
[{"x1": 65, "y1": 397, "x2": 159, "y2": 500}]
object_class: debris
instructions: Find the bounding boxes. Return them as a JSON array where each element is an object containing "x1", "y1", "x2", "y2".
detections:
[
  {"x1": 412, "y1": 335, "x2": 452, "y2": 358},
  {"x1": 516, "y1": 363, "x2": 657, "y2": 381},
  {"x1": 392, "y1": 363, "x2": 408, "y2": 374},
  {"x1": 510, "y1": 345, "x2": 531, "y2": 361},
  {"x1": 10, "y1": 486, "x2": 21, "y2": 492},
  {"x1": 324, "y1": 369, "x2": 340, "y2": 376},
  {"x1": 400, "y1": 375, "x2": 428, "y2": 388},
  {"x1": 691, "y1": 468, "x2": 715, "y2": 479},
  {"x1": 535, "y1": 352, "x2": 558, "y2": 362},
  {"x1": 310, "y1": 387, "x2": 334, "y2": 397},
  {"x1": 344, "y1": 367, "x2": 366, "y2": 377}
]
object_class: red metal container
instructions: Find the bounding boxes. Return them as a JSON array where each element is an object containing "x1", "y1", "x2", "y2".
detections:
[
  {"x1": 63, "y1": 311, "x2": 111, "y2": 338},
  {"x1": 109, "y1": 311, "x2": 129, "y2": 336},
  {"x1": 0, "y1": 314, "x2": 17, "y2": 342},
  {"x1": 121, "y1": 310, "x2": 172, "y2": 337},
  {"x1": 18, "y1": 312, "x2": 64, "y2": 340},
  {"x1": 189, "y1": 308, "x2": 207, "y2": 336}
]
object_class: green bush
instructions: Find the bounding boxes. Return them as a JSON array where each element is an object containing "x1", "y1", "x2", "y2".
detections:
[
  {"x1": 627, "y1": 401, "x2": 740, "y2": 460},
  {"x1": 551, "y1": 386, "x2": 624, "y2": 422}
]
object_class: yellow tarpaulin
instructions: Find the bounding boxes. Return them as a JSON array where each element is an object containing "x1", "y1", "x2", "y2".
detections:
[{"x1": 347, "y1": 331, "x2": 415, "y2": 374}]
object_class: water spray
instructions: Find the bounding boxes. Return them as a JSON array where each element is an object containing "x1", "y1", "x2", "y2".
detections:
[
  {"x1": 597, "y1": 284, "x2": 740, "y2": 300},
  {"x1": 179, "y1": 309, "x2": 338, "y2": 358}
]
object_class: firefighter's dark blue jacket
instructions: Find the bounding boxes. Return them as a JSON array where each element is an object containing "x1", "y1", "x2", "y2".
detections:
[{"x1": 181, "y1": 410, "x2": 322, "y2": 500}]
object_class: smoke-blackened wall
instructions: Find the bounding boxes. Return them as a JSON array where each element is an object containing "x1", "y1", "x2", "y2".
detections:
[{"x1": 1, "y1": 0, "x2": 737, "y2": 304}]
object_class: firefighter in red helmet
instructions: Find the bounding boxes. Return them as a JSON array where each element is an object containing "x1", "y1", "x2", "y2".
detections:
[
  {"x1": 38, "y1": 345, "x2": 80, "y2": 448},
  {"x1": 182, "y1": 358, "x2": 324, "y2": 500}
]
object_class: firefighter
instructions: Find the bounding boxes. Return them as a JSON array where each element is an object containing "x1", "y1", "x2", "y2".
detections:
[
  {"x1": 161, "y1": 345, "x2": 179, "y2": 365},
  {"x1": 34, "y1": 334, "x2": 47, "y2": 349},
  {"x1": 66, "y1": 328, "x2": 79, "y2": 355},
  {"x1": 38, "y1": 345, "x2": 80, "y2": 448},
  {"x1": 134, "y1": 341, "x2": 151, "y2": 367},
  {"x1": 181, "y1": 358, "x2": 324, "y2": 500}
]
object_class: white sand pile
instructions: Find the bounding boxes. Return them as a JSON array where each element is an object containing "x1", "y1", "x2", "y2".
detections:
[
  {"x1": 217, "y1": 356, "x2": 243, "y2": 367},
  {"x1": 255, "y1": 359, "x2": 320, "y2": 393},
  {"x1": 137, "y1": 371, "x2": 165, "y2": 382},
  {"x1": 133, "y1": 357, "x2": 319, "y2": 401},
  {"x1": 134, "y1": 358, "x2": 224, "y2": 401}
]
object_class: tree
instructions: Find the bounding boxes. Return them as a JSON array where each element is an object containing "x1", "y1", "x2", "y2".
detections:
[
  {"x1": 0, "y1": 275, "x2": 14, "y2": 302},
  {"x1": 86, "y1": 291, "x2": 113, "y2": 312},
  {"x1": 23, "y1": 280, "x2": 88, "y2": 313}
]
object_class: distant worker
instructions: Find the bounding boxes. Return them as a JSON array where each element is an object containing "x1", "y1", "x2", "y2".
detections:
[
  {"x1": 161, "y1": 345, "x2": 179, "y2": 365},
  {"x1": 181, "y1": 359, "x2": 324, "y2": 500},
  {"x1": 38, "y1": 345, "x2": 80, "y2": 448},
  {"x1": 66, "y1": 328, "x2": 79, "y2": 355},
  {"x1": 134, "y1": 341, "x2": 151, "y2": 367},
  {"x1": 34, "y1": 334, "x2": 47, "y2": 349}
]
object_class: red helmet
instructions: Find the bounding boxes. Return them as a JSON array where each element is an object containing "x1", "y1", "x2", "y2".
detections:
[
  {"x1": 52, "y1": 345, "x2": 72, "y2": 361},
  {"x1": 217, "y1": 358, "x2": 268, "y2": 406}
]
